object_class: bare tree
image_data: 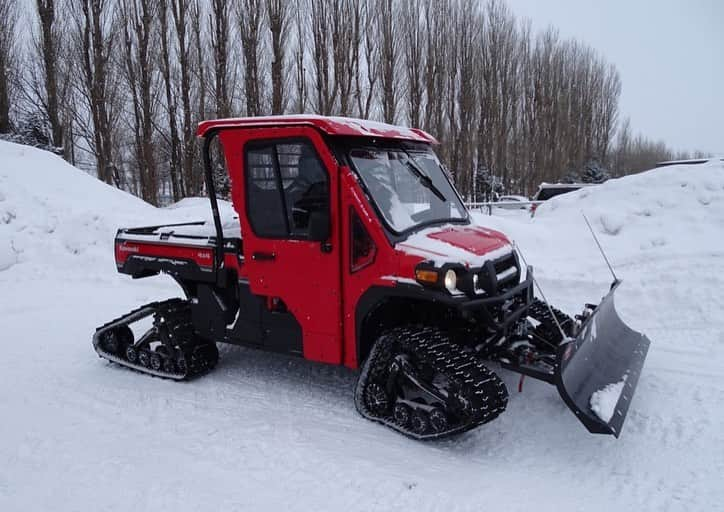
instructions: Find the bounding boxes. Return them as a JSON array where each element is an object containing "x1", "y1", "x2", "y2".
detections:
[
  {"x1": 8, "y1": 0, "x2": 671, "y2": 202},
  {"x1": 0, "y1": 0, "x2": 19, "y2": 133},
  {"x1": 354, "y1": 0, "x2": 378, "y2": 119},
  {"x1": 330, "y1": 0, "x2": 361, "y2": 116},
  {"x1": 70, "y1": 0, "x2": 119, "y2": 185},
  {"x1": 121, "y1": 0, "x2": 159, "y2": 204},
  {"x1": 191, "y1": 0, "x2": 207, "y2": 124},
  {"x1": 422, "y1": 0, "x2": 447, "y2": 141},
  {"x1": 377, "y1": 0, "x2": 398, "y2": 123},
  {"x1": 292, "y1": 0, "x2": 307, "y2": 113},
  {"x1": 158, "y1": 0, "x2": 183, "y2": 199},
  {"x1": 401, "y1": 0, "x2": 425, "y2": 128},
  {"x1": 238, "y1": 0, "x2": 264, "y2": 116},
  {"x1": 164, "y1": 0, "x2": 198, "y2": 198},
  {"x1": 452, "y1": 0, "x2": 480, "y2": 196},
  {"x1": 267, "y1": 0, "x2": 288, "y2": 114},
  {"x1": 209, "y1": 0, "x2": 231, "y2": 118},
  {"x1": 311, "y1": 0, "x2": 334, "y2": 115},
  {"x1": 24, "y1": 0, "x2": 67, "y2": 149},
  {"x1": 187, "y1": 0, "x2": 208, "y2": 195}
]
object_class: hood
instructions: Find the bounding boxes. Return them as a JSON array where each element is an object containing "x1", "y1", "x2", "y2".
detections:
[{"x1": 396, "y1": 224, "x2": 513, "y2": 267}]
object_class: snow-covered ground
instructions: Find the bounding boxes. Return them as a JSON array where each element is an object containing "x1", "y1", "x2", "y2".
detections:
[{"x1": 1, "y1": 141, "x2": 723, "y2": 511}]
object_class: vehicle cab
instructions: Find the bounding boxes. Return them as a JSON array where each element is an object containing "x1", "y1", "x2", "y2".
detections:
[{"x1": 189, "y1": 116, "x2": 534, "y2": 368}]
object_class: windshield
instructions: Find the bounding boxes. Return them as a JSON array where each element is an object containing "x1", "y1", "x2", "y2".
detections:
[{"x1": 348, "y1": 145, "x2": 467, "y2": 233}]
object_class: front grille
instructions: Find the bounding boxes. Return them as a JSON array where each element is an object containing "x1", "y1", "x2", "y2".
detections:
[
  {"x1": 472, "y1": 250, "x2": 520, "y2": 295},
  {"x1": 492, "y1": 252, "x2": 519, "y2": 291}
]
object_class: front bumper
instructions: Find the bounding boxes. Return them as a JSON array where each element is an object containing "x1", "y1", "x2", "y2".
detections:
[
  {"x1": 411, "y1": 265, "x2": 534, "y2": 332},
  {"x1": 456, "y1": 266, "x2": 535, "y2": 331}
]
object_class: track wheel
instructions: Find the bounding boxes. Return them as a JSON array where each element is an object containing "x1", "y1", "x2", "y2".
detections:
[
  {"x1": 429, "y1": 408, "x2": 448, "y2": 434},
  {"x1": 102, "y1": 326, "x2": 133, "y2": 355},
  {"x1": 138, "y1": 350, "x2": 151, "y2": 368},
  {"x1": 150, "y1": 352, "x2": 163, "y2": 372},
  {"x1": 393, "y1": 402, "x2": 412, "y2": 427},
  {"x1": 176, "y1": 356, "x2": 187, "y2": 375},
  {"x1": 411, "y1": 410, "x2": 429, "y2": 435},
  {"x1": 163, "y1": 358, "x2": 176, "y2": 374},
  {"x1": 125, "y1": 346, "x2": 138, "y2": 364},
  {"x1": 364, "y1": 383, "x2": 390, "y2": 416}
]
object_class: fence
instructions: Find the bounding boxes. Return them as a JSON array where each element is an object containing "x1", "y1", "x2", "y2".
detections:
[{"x1": 464, "y1": 200, "x2": 544, "y2": 216}]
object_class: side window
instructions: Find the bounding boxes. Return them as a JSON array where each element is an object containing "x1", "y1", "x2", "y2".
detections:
[
  {"x1": 278, "y1": 143, "x2": 329, "y2": 237},
  {"x1": 350, "y1": 209, "x2": 376, "y2": 272},
  {"x1": 246, "y1": 144, "x2": 287, "y2": 237},
  {"x1": 245, "y1": 140, "x2": 329, "y2": 239}
]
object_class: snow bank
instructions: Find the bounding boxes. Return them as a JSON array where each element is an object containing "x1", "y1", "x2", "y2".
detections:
[
  {"x1": 472, "y1": 160, "x2": 724, "y2": 292},
  {"x1": 0, "y1": 141, "x2": 154, "y2": 272},
  {"x1": 534, "y1": 161, "x2": 724, "y2": 258},
  {"x1": 0, "y1": 141, "x2": 238, "y2": 274}
]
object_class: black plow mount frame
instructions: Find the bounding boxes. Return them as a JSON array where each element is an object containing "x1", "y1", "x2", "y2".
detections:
[{"x1": 501, "y1": 280, "x2": 651, "y2": 437}]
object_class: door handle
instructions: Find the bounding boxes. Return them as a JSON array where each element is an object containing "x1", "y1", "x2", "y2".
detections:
[{"x1": 252, "y1": 251, "x2": 276, "y2": 261}]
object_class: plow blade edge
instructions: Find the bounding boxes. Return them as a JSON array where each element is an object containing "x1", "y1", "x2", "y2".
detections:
[{"x1": 555, "y1": 281, "x2": 650, "y2": 437}]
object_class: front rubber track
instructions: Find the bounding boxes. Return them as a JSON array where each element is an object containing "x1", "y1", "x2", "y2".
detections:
[{"x1": 355, "y1": 326, "x2": 508, "y2": 441}]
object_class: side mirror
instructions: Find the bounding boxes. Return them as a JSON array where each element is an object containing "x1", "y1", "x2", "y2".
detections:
[{"x1": 308, "y1": 210, "x2": 330, "y2": 242}]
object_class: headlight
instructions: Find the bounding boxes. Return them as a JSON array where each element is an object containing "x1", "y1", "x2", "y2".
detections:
[{"x1": 443, "y1": 269, "x2": 457, "y2": 291}]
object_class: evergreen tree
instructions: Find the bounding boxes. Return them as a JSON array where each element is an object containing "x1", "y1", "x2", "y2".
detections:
[
  {"x1": 0, "y1": 111, "x2": 63, "y2": 155},
  {"x1": 580, "y1": 159, "x2": 611, "y2": 184},
  {"x1": 473, "y1": 167, "x2": 504, "y2": 202},
  {"x1": 560, "y1": 158, "x2": 611, "y2": 184}
]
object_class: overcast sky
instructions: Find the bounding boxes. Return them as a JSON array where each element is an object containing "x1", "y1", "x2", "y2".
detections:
[{"x1": 506, "y1": 0, "x2": 723, "y2": 155}]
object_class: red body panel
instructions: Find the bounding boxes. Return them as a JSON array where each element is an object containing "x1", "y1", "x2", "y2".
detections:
[
  {"x1": 115, "y1": 240, "x2": 214, "y2": 269},
  {"x1": 426, "y1": 227, "x2": 509, "y2": 256},
  {"x1": 339, "y1": 168, "x2": 400, "y2": 368}
]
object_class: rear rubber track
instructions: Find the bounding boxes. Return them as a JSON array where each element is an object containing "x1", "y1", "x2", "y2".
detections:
[{"x1": 93, "y1": 298, "x2": 218, "y2": 380}]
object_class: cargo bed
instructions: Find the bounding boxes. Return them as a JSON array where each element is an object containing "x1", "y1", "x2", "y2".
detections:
[{"x1": 114, "y1": 220, "x2": 242, "y2": 281}]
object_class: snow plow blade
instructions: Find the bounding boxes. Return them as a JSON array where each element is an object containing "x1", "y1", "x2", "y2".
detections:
[{"x1": 554, "y1": 281, "x2": 650, "y2": 437}]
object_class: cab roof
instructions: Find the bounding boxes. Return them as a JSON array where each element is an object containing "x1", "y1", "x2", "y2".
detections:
[{"x1": 196, "y1": 115, "x2": 438, "y2": 144}]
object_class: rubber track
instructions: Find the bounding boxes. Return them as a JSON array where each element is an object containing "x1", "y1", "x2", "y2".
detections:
[
  {"x1": 92, "y1": 298, "x2": 217, "y2": 380},
  {"x1": 355, "y1": 326, "x2": 508, "y2": 440}
]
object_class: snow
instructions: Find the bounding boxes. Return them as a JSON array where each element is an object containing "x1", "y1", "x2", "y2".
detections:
[
  {"x1": 204, "y1": 114, "x2": 433, "y2": 142},
  {"x1": 326, "y1": 115, "x2": 424, "y2": 140},
  {"x1": 2, "y1": 141, "x2": 724, "y2": 511},
  {"x1": 590, "y1": 375, "x2": 628, "y2": 423},
  {"x1": 399, "y1": 225, "x2": 513, "y2": 267}
]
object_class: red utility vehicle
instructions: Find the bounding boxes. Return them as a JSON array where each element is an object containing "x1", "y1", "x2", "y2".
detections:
[{"x1": 94, "y1": 116, "x2": 650, "y2": 440}]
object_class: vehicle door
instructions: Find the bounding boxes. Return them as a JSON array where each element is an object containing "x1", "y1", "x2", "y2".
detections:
[{"x1": 219, "y1": 127, "x2": 343, "y2": 363}]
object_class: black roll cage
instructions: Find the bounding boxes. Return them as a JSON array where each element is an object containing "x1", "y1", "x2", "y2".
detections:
[{"x1": 202, "y1": 130, "x2": 225, "y2": 273}]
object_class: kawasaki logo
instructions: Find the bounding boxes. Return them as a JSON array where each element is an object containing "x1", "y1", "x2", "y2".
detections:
[{"x1": 118, "y1": 244, "x2": 140, "y2": 253}]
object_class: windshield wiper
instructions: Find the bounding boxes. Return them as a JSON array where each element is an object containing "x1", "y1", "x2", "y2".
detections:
[{"x1": 402, "y1": 153, "x2": 447, "y2": 202}]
